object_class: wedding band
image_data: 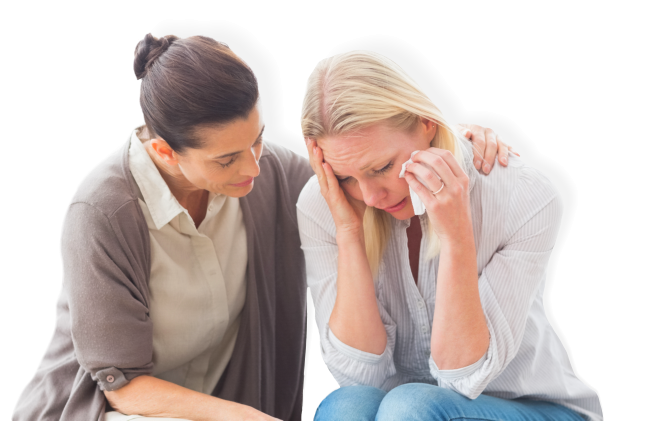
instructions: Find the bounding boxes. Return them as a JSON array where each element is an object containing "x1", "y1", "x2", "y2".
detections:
[{"x1": 432, "y1": 182, "x2": 444, "y2": 195}]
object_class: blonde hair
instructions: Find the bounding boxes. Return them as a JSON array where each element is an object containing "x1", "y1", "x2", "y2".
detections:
[{"x1": 301, "y1": 51, "x2": 465, "y2": 276}]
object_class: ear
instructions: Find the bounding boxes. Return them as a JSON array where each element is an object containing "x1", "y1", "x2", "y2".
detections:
[
  {"x1": 150, "y1": 138, "x2": 180, "y2": 166},
  {"x1": 420, "y1": 117, "x2": 437, "y2": 141}
]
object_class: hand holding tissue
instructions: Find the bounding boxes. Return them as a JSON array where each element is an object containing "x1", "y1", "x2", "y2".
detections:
[{"x1": 398, "y1": 150, "x2": 442, "y2": 216}]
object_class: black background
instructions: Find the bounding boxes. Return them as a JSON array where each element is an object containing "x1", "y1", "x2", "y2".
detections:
[{"x1": 31, "y1": 28, "x2": 601, "y2": 420}]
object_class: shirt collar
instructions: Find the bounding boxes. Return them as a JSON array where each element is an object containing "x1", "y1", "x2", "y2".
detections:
[{"x1": 128, "y1": 130, "x2": 186, "y2": 230}]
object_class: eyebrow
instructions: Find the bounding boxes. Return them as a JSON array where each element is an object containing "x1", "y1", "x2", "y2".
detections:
[{"x1": 212, "y1": 126, "x2": 265, "y2": 159}]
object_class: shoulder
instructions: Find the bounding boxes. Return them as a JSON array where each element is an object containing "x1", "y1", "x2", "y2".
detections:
[
  {"x1": 476, "y1": 150, "x2": 562, "y2": 237},
  {"x1": 70, "y1": 140, "x2": 140, "y2": 218},
  {"x1": 504, "y1": 155, "x2": 560, "y2": 219},
  {"x1": 297, "y1": 175, "x2": 325, "y2": 216},
  {"x1": 296, "y1": 175, "x2": 336, "y2": 235},
  {"x1": 63, "y1": 139, "x2": 149, "y2": 262}
]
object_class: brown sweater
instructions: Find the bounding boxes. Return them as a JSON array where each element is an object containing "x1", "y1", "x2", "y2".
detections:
[{"x1": 13, "y1": 139, "x2": 314, "y2": 421}]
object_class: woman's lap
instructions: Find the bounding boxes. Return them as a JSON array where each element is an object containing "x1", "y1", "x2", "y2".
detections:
[{"x1": 314, "y1": 384, "x2": 584, "y2": 421}]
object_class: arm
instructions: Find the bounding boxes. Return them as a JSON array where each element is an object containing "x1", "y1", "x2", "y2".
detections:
[
  {"x1": 330, "y1": 229, "x2": 388, "y2": 354},
  {"x1": 297, "y1": 182, "x2": 398, "y2": 389},
  {"x1": 64, "y1": 203, "x2": 276, "y2": 421},
  {"x1": 432, "y1": 226, "x2": 489, "y2": 370},
  {"x1": 404, "y1": 149, "x2": 489, "y2": 370},
  {"x1": 407, "y1": 158, "x2": 562, "y2": 399},
  {"x1": 296, "y1": 142, "x2": 398, "y2": 389},
  {"x1": 308, "y1": 140, "x2": 386, "y2": 354},
  {"x1": 105, "y1": 376, "x2": 276, "y2": 421}
]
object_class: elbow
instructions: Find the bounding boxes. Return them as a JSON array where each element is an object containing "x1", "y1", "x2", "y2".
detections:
[{"x1": 329, "y1": 318, "x2": 388, "y2": 356}]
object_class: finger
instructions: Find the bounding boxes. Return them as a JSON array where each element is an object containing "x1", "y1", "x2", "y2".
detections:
[
  {"x1": 496, "y1": 134, "x2": 509, "y2": 167},
  {"x1": 405, "y1": 162, "x2": 444, "y2": 192},
  {"x1": 321, "y1": 161, "x2": 347, "y2": 206},
  {"x1": 310, "y1": 145, "x2": 329, "y2": 195},
  {"x1": 508, "y1": 145, "x2": 521, "y2": 157},
  {"x1": 411, "y1": 150, "x2": 458, "y2": 186},
  {"x1": 421, "y1": 148, "x2": 467, "y2": 179},
  {"x1": 482, "y1": 128, "x2": 498, "y2": 174},
  {"x1": 404, "y1": 172, "x2": 436, "y2": 208},
  {"x1": 466, "y1": 124, "x2": 486, "y2": 170}
]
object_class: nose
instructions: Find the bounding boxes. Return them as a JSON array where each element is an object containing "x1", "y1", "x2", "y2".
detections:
[
  {"x1": 359, "y1": 180, "x2": 387, "y2": 208},
  {"x1": 240, "y1": 148, "x2": 261, "y2": 178}
]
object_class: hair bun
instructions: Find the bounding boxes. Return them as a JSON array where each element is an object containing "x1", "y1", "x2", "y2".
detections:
[{"x1": 134, "y1": 33, "x2": 179, "y2": 80}]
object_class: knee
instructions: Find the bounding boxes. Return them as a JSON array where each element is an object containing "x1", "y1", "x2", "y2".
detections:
[
  {"x1": 314, "y1": 385, "x2": 387, "y2": 421},
  {"x1": 376, "y1": 383, "x2": 462, "y2": 421}
]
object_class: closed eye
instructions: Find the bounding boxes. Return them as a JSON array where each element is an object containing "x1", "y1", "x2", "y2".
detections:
[
  {"x1": 338, "y1": 161, "x2": 394, "y2": 183},
  {"x1": 216, "y1": 136, "x2": 264, "y2": 168}
]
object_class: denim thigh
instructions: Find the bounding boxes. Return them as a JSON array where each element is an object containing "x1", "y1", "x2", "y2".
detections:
[
  {"x1": 375, "y1": 383, "x2": 584, "y2": 421},
  {"x1": 314, "y1": 385, "x2": 387, "y2": 421}
]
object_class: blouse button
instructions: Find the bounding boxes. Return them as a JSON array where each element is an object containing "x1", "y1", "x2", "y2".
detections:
[
  {"x1": 106, "y1": 375, "x2": 115, "y2": 383},
  {"x1": 418, "y1": 301, "x2": 425, "y2": 309}
]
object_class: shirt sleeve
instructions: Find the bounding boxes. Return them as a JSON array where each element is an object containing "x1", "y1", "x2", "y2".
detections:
[
  {"x1": 297, "y1": 178, "x2": 397, "y2": 390},
  {"x1": 429, "y1": 166, "x2": 563, "y2": 399},
  {"x1": 63, "y1": 201, "x2": 154, "y2": 391}
]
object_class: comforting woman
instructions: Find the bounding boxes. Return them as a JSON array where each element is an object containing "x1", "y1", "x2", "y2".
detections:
[
  {"x1": 13, "y1": 35, "x2": 507, "y2": 421},
  {"x1": 298, "y1": 51, "x2": 602, "y2": 421}
]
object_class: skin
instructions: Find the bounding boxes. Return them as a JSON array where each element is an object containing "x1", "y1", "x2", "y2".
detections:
[
  {"x1": 105, "y1": 98, "x2": 505, "y2": 418},
  {"x1": 308, "y1": 119, "x2": 493, "y2": 369}
]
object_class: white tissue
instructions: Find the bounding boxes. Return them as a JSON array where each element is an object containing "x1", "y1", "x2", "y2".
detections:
[{"x1": 398, "y1": 150, "x2": 441, "y2": 216}]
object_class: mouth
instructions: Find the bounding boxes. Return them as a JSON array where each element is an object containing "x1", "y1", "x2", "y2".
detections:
[
  {"x1": 231, "y1": 177, "x2": 254, "y2": 187},
  {"x1": 379, "y1": 197, "x2": 408, "y2": 213}
]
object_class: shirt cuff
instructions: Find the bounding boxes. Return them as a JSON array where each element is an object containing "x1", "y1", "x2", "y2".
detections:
[
  {"x1": 429, "y1": 351, "x2": 488, "y2": 380},
  {"x1": 94, "y1": 367, "x2": 130, "y2": 391},
  {"x1": 328, "y1": 325, "x2": 388, "y2": 364}
]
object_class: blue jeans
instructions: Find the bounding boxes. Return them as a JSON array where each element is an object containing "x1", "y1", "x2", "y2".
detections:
[{"x1": 314, "y1": 384, "x2": 585, "y2": 421}]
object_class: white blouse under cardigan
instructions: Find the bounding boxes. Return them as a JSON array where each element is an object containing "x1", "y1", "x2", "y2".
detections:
[
  {"x1": 129, "y1": 130, "x2": 247, "y2": 395},
  {"x1": 296, "y1": 139, "x2": 602, "y2": 420}
]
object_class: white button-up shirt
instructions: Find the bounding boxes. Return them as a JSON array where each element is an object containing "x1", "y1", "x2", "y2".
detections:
[
  {"x1": 128, "y1": 130, "x2": 247, "y2": 395},
  {"x1": 297, "y1": 138, "x2": 602, "y2": 420}
]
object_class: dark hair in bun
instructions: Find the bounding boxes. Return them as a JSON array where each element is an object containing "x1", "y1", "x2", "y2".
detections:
[
  {"x1": 133, "y1": 33, "x2": 259, "y2": 152},
  {"x1": 134, "y1": 34, "x2": 179, "y2": 80}
]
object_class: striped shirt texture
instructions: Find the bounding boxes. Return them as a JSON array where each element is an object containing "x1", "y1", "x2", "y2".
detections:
[{"x1": 296, "y1": 139, "x2": 602, "y2": 420}]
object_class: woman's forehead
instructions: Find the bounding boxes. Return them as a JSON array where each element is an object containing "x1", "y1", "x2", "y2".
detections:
[{"x1": 320, "y1": 130, "x2": 409, "y2": 174}]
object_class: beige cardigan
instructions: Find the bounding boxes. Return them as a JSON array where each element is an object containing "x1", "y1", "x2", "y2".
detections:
[{"x1": 13, "y1": 138, "x2": 314, "y2": 421}]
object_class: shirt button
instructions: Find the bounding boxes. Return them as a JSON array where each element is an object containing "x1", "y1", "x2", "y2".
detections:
[
  {"x1": 106, "y1": 375, "x2": 115, "y2": 383},
  {"x1": 418, "y1": 301, "x2": 425, "y2": 309},
  {"x1": 421, "y1": 325, "x2": 427, "y2": 333}
]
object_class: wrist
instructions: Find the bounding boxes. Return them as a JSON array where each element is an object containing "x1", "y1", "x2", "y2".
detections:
[
  {"x1": 439, "y1": 228, "x2": 475, "y2": 254},
  {"x1": 336, "y1": 227, "x2": 364, "y2": 246}
]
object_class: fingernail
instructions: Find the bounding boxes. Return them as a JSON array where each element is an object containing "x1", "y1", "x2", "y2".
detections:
[
  {"x1": 313, "y1": 147, "x2": 317, "y2": 155},
  {"x1": 483, "y1": 163, "x2": 491, "y2": 173},
  {"x1": 503, "y1": 156, "x2": 508, "y2": 165},
  {"x1": 475, "y1": 160, "x2": 481, "y2": 169}
]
